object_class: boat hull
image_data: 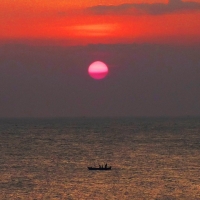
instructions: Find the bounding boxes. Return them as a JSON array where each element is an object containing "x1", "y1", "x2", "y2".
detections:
[{"x1": 88, "y1": 166, "x2": 111, "y2": 170}]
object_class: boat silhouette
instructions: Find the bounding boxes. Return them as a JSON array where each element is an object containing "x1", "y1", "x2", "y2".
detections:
[{"x1": 88, "y1": 164, "x2": 111, "y2": 170}]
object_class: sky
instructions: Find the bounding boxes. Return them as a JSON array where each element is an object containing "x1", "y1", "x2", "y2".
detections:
[{"x1": 0, "y1": 0, "x2": 200, "y2": 118}]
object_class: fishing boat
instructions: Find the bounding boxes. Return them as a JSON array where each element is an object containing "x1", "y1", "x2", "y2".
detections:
[
  {"x1": 88, "y1": 165, "x2": 111, "y2": 170},
  {"x1": 88, "y1": 166, "x2": 111, "y2": 170}
]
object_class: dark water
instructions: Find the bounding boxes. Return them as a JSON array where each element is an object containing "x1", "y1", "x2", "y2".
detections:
[{"x1": 0, "y1": 117, "x2": 200, "y2": 199}]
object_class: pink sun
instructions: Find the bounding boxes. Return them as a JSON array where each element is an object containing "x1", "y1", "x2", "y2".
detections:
[{"x1": 88, "y1": 61, "x2": 109, "y2": 80}]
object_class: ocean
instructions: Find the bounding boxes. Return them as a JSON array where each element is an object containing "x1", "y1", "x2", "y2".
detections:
[{"x1": 0, "y1": 117, "x2": 200, "y2": 199}]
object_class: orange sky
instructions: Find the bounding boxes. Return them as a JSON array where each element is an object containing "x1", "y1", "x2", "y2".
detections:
[{"x1": 1, "y1": 0, "x2": 200, "y2": 45}]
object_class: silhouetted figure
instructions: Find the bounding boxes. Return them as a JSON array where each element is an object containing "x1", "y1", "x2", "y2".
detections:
[
  {"x1": 105, "y1": 163, "x2": 107, "y2": 168},
  {"x1": 99, "y1": 165, "x2": 101, "y2": 168}
]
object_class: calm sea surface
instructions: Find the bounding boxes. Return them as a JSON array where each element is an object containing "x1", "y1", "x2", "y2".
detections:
[{"x1": 0, "y1": 117, "x2": 200, "y2": 199}]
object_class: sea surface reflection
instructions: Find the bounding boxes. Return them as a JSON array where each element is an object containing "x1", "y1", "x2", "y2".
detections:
[{"x1": 0, "y1": 117, "x2": 200, "y2": 199}]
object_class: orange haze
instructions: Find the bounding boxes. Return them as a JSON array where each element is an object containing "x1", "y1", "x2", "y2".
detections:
[{"x1": 0, "y1": 0, "x2": 200, "y2": 45}]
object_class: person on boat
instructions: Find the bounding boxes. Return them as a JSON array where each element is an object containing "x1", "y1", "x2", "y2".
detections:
[
  {"x1": 105, "y1": 163, "x2": 107, "y2": 168},
  {"x1": 99, "y1": 165, "x2": 101, "y2": 168}
]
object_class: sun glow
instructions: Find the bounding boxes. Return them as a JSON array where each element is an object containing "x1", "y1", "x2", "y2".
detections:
[{"x1": 67, "y1": 23, "x2": 118, "y2": 37}]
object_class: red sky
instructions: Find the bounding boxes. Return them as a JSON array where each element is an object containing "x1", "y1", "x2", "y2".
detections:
[
  {"x1": 1, "y1": 0, "x2": 200, "y2": 45},
  {"x1": 1, "y1": 1, "x2": 200, "y2": 118}
]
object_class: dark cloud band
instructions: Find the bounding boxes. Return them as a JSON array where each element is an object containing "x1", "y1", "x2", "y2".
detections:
[{"x1": 87, "y1": 0, "x2": 200, "y2": 15}]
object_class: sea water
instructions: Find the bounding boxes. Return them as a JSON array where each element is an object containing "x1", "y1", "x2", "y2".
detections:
[{"x1": 0, "y1": 117, "x2": 200, "y2": 199}]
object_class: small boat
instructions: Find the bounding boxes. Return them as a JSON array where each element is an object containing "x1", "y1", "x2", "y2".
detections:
[{"x1": 88, "y1": 166, "x2": 112, "y2": 170}]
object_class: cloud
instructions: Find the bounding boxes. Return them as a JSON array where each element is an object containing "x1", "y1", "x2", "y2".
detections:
[{"x1": 87, "y1": 0, "x2": 200, "y2": 15}]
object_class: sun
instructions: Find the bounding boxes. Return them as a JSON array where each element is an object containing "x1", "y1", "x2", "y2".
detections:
[{"x1": 88, "y1": 61, "x2": 109, "y2": 80}]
